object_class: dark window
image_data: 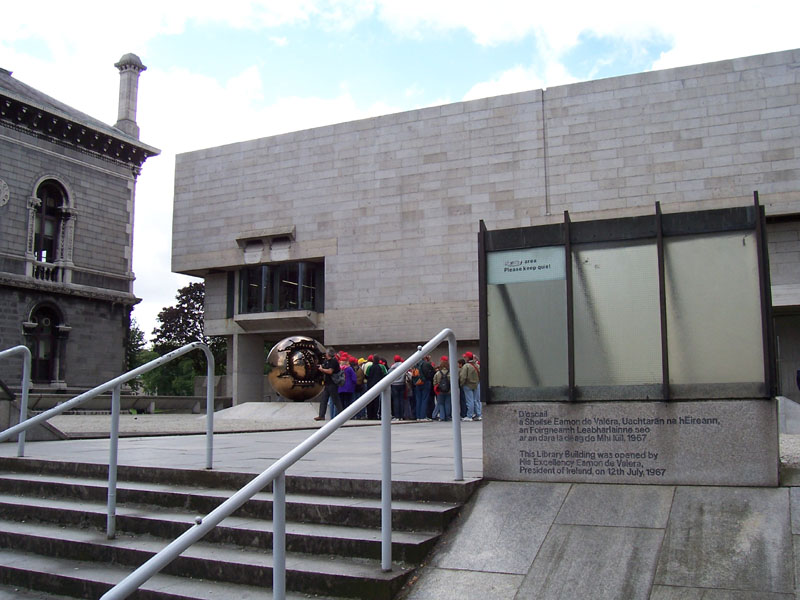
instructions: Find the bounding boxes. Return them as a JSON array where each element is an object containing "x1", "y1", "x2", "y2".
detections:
[
  {"x1": 29, "y1": 306, "x2": 59, "y2": 382},
  {"x1": 34, "y1": 181, "x2": 66, "y2": 263},
  {"x1": 239, "y1": 261, "x2": 323, "y2": 314}
]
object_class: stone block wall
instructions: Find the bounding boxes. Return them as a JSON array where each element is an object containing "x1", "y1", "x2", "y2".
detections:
[
  {"x1": 1, "y1": 121, "x2": 138, "y2": 388},
  {"x1": 173, "y1": 48, "x2": 800, "y2": 349},
  {"x1": 0, "y1": 127, "x2": 135, "y2": 279}
]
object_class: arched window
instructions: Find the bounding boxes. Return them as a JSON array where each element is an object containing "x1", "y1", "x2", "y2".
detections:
[
  {"x1": 34, "y1": 181, "x2": 66, "y2": 263},
  {"x1": 26, "y1": 178, "x2": 75, "y2": 283}
]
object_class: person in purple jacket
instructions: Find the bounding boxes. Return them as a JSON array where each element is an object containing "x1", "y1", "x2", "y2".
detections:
[{"x1": 338, "y1": 354, "x2": 358, "y2": 411}]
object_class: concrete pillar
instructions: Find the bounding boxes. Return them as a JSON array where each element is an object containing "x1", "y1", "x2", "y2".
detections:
[{"x1": 231, "y1": 333, "x2": 264, "y2": 405}]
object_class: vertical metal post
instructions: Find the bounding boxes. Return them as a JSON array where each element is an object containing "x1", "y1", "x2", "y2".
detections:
[
  {"x1": 273, "y1": 472, "x2": 286, "y2": 600},
  {"x1": 205, "y1": 349, "x2": 215, "y2": 470},
  {"x1": 564, "y1": 211, "x2": 575, "y2": 401},
  {"x1": 449, "y1": 334, "x2": 464, "y2": 481},
  {"x1": 17, "y1": 346, "x2": 31, "y2": 458},
  {"x1": 380, "y1": 388, "x2": 392, "y2": 571},
  {"x1": 655, "y1": 202, "x2": 671, "y2": 401},
  {"x1": 107, "y1": 383, "x2": 121, "y2": 539},
  {"x1": 753, "y1": 191, "x2": 776, "y2": 396}
]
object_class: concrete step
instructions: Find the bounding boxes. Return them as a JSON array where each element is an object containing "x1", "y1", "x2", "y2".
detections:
[
  {"x1": 0, "y1": 583, "x2": 75, "y2": 600},
  {"x1": 0, "y1": 469, "x2": 461, "y2": 532},
  {"x1": 0, "y1": 456, "x2": 474, "y2": 599},
  {"x1": 0, "y1": 547, "x2": 347, "y2": 600},
  {"x1": 0, "y1": 520, "x2": 411, "y2": 600},
  {"x1": 0, "y1": 493, "x2": 439, "y2": 563},
  {"x1": 0, "y1": 455, "x2": 478, "y2": 503}
]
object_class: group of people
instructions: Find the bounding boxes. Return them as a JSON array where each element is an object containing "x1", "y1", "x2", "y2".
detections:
[{"x1": 313, "y1": 347, "x2": 482, "y2": 423}]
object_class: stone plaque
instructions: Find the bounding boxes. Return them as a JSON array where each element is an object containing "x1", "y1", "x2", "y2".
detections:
[{"x1": 483, "y1": 400, "x2": 778, "y2": 486}]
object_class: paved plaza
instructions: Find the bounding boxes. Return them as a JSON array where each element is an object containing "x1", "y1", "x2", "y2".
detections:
[
  {"x1": 4, "y1": 405, "x2": 800, "y2": 599},
  {"x1": 1, "y1": 404, "x2": 482, "y2": 483}
]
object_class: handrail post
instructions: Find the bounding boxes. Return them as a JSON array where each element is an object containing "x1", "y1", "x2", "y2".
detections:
[
  {"x1": 273, "y1": 472, "x2": 286, "y2": 600},
  {"x1": 0, "y1": 345, "x2": 32, "y2": 457},
  {"x1": 94, "y1": 328, "x2": 462, "y2": 600},
  {"x1": 107, "y1": 383, "x2": 121, "y2": 539},
  {"x1": 381, "y1": 387, "x2": 392, "y2": 572},
  {"x1": 204, "y1": 347, "x2": 215, "y2": 469},
  {"x1": 448, "y1": 333, "x2": 464, "y2": 481},
  {"x1": 17, "y1": 347, "x2": 30, "y2": 457}
]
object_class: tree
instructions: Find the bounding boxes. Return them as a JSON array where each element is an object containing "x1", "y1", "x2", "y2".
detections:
[
  {"x1": 148, "y1": 282, "x2": 226, "y2": 395},
  {"x1": 125, "y1": 317, "x2": 148, "y2": 392}
]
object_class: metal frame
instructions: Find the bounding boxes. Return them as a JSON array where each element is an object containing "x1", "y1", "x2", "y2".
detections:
[
  {"x1": 0, "y1": 345, "x2": 32, "y2": 456},
  {"x1": 99, "y1": 328, "x2": 464, "y2": 600},
  {"x1": 0, "y1": 342, "x2": 216, "y2": 538},
  {"x1": 481, "y1": 199, "x2": 773, "y2": 403}
]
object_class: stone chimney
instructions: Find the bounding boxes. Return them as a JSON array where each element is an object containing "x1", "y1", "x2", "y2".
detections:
[{"x1": 114, "y1": 53, "x2": 146, "y2": 139}]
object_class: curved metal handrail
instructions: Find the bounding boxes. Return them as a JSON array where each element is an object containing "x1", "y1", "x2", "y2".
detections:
[
  {"x1": 0, "y1": 345, "x2": 32, "y2": 457},
  {"x1": 0, "y1": 341, "x2": 215, "y2": 538},
  {"x1": 101, "y1": 328, "x2": 463, "y2": 600}
]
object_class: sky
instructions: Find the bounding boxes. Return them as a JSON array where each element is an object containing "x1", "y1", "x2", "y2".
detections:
[{"x1": 2, "y1": 0, "x2": 799, "y2": 342}]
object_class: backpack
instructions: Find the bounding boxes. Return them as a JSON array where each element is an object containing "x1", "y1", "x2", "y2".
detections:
[
  {"x1": 438, "y1": 369, "x2": 451, "y2": 394},
  {"x1": 412, "y1": 365, "x2": 423, "y2": 386},
  {"x1": 366, "y1": 362, "x2": 386, "y2": 388},
  {"x1": 331, "y1": 369, "x2": 346, "y2": 386}
]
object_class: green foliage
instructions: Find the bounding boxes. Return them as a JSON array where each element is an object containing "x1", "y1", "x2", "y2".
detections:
[
  {"x1": 139, "y1": 352, "x2": 196, "y2": 396},
  {"x1": 126, "y1": 318, "x2": 148, "y2": 392},
  {"x1": 145, "y1": 282, "x2": 227, "y2": 396}
]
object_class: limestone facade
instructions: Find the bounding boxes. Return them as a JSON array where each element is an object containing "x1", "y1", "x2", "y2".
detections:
[{"x1": 172, "y1": 48, "x2": 800, "y2": 403}]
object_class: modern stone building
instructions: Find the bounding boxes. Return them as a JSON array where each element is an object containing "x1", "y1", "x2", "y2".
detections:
[
  {"x1": 172, "y1": 48, "x2": 800, "y2": 405},
  {"x1": 0, "y1": 55, "x2": 159, "y2": 389}
]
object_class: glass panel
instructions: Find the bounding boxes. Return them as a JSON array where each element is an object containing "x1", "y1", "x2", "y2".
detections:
[
  {"x1": 277, "y1": 264, "x2": 299, "y2": 310},
  {"x1": 486, "y1": 247, "x2": 568, "y2": 389},
  {"x1": 665, "y1": 232, "x2": 764, "y2": 384},
  {"x1": 240, "y1": 267, "x2": 261, "y2": 313},
  {"x1": 572, "y1": 241, "x2": 662, "y2": 386},
  {"x1": 261, "y1": 266, "x2": 273, "y2": 312},
  {"x1": 300, "y1": 263, "x2": 317, "y2": 310}
]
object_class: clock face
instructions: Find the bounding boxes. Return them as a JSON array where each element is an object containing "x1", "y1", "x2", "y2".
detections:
[{"x1": 0, "y1": 179, "x2": 8, "y2": 207}]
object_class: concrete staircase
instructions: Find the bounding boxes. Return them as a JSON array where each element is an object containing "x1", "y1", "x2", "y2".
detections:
[{"x1": 0, "y1": 456, "x2": 477, "y2": 599}]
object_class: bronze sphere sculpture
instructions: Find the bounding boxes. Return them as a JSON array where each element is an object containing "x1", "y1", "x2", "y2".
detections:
[{"x1": 266, "y1": 336, "x2": 326, "y2": 401}]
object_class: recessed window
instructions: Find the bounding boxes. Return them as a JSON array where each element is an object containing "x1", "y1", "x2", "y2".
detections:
[
  {"x1": 239, "y1": 261, "x2": 323, "y2": 314},
  {"x1": 34, "y1": 181, "x2": 66, "y2": 263}
]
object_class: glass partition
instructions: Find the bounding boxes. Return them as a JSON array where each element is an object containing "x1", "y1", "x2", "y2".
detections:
[
  {"x1": 480, "y1": 203, "x2": 771, "y2": 402},
  {"x1": 487, "y1": 247, "x2": 568, "y2": 398},
  {"x1": 665, "y1": 232, "x2": 764, "y2": 386},
  {"x1": 572, "y1": 241, "x2": 661, "y2": 388}
]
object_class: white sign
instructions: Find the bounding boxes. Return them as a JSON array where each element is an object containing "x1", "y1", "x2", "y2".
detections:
[{"x1": 487, "y1": 247, "x2": 565, "y2": 285}]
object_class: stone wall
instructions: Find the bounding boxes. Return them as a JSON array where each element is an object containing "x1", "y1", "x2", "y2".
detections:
[
  {"x1": 173, "y1": 48, "x2": 800, "y2": 348},
  {"x1": 0, "y1": 120, "x2": 137, "y2": 388}
]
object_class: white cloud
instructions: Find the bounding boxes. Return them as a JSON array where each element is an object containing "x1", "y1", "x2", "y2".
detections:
[{"x1": 4, "y1": 0, "x2": 799, "y2": 342}]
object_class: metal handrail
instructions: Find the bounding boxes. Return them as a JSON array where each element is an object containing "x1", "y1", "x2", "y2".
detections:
[
  {"x1": 0, "y1": 341, "x2": 215, "y2": 538},
  {"x1": 0, "y1": 345, "x2": 32, "y2": 457},
  {"x1": 100, "y1": 328, "x2": 463, "y2": 600}
]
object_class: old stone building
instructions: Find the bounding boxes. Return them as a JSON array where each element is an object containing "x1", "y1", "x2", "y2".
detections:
[
  {"x1": 0, "y1": 54, "x2": 159, "y2": 389},
  {"x1": 172, "y1": 48, "x2": 800, "y2": 405}
]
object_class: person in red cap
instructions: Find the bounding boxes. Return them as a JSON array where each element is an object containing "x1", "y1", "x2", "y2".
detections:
[
  {"x1": 338, "y1": 353, "x2": 357, "y2": 412},
  {"x1": 433, "y1": 355, "x2": 452, "y2": 421},
  {"x1": 459, "y1": 351, "x2": 481, "y2": 421}
]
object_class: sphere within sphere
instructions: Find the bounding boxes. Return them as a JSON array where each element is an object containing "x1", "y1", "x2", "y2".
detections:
[{"x1": 266, "y1": 336, "x2": 326, "y2": 401}]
